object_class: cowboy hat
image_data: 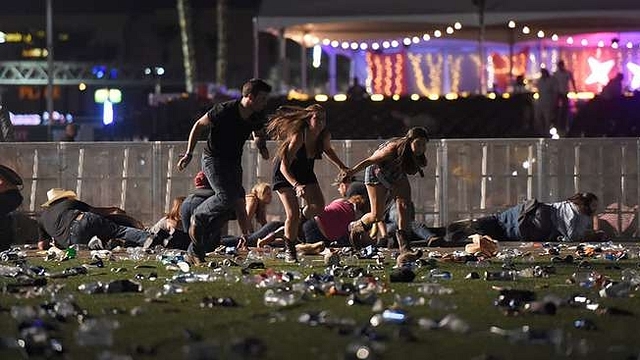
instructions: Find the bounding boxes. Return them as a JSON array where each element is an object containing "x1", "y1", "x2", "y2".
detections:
[
  {"x1": 42, "y1": 188, "x2": 77, "y2": 207},
  {"x1": 0, "y1": 164, "x2": 23, "y2": 188}
]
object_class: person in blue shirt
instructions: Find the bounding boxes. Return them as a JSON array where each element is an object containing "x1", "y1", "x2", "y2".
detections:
[{"x1": 440, "y1": 192, "x2": 604, "y2": 245}]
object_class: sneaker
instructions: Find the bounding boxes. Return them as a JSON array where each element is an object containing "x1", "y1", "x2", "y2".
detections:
[
  {"x1": 284, "y1": 248, "x2": 298, "y2": 263},
  {"x1": 88, "y1": 236, "x2": 104, "y2": 250}
]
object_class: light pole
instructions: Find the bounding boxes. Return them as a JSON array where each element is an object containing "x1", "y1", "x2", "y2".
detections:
[
  {"x1": 46, "y1": 0, "x2": 54, "y2": 140},
  {"x1": 508, "y1": 21, "x2": 516, "y2": 86}
]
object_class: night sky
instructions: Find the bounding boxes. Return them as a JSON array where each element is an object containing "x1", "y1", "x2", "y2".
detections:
[{"x1": 5, "y1": 0, "x2": 261, "y2": 14}]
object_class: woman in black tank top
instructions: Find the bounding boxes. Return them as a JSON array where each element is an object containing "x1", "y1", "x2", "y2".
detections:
[{"x1": 267, "y1": 104, "x2": 348, "y2": 263}]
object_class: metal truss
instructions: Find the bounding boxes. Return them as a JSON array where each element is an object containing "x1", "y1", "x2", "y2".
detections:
[{"x1": 0, "y1": 61, "x2": 184, "y2": 86}]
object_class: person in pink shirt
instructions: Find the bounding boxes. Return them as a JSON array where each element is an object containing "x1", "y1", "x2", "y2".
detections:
[{"x1": 301, "y1": 194, "x2": 370, "y2": 247}]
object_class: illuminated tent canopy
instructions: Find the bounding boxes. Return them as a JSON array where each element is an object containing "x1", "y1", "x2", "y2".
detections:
[{"x1": 257, "y1": 0, "x2": 640, "y2": 95}]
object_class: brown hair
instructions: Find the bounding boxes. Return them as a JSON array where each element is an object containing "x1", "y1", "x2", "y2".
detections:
[
  {"x1": 567, "y1": 192, "x2": 598, "y2": 216},
  {"x1": 267, "y1": 104, "x2": 328, "y2": 161},
  {"x1": 394, "y1": 126, "x2": 429, "y2": 176},
  {"x1": 241, "y1": 78, "x2": 272, "y2": 97},
  {"x1": 166, "y1": 196, "x2": 186, "y2": 222},
  {"x1": 347, "y1": 194, "x2": 368, "y2": 212}
]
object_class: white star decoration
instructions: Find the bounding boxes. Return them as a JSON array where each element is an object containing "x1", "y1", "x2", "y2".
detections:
[
  {"x1": 627, "y1": 62, "x2": 640, "y2": 90},
  {"x1": 585, "y1": 57, "x2": 615, "y2": 86}
]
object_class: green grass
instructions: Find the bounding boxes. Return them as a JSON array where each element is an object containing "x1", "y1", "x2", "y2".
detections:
[{"x1": 1, "y1": 245, "x2": 640, "y2": 359}]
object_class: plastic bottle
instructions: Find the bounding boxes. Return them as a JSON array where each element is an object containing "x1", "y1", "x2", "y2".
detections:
[
  {"x1": 428, "y1": 269, "x2": 452, "y2": 280},
  {"x1": 485, "y1": 270, "x2": 517, "y2": 281},
  {"x1": 263, "y1": 289, "x2": 298, "y2": 307},
  {"x1": 417, "y1": 283, "x2": 454, "y2": 295},
  {"x1": 381, "y1": 309, "x2": 408, "y2": 324}
]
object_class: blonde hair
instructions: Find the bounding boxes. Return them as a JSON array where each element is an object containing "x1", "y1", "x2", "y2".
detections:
[
  {"x1": 267, "y1": 104, "x2": 327, "y2": 160},
  {"x1": 250, "y1": 182, "x2": 272, "y2": 203}
]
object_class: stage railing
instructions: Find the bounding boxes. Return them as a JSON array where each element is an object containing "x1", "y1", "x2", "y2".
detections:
[{"x1": 3, "y1": 138, "x2": 639, "y2": 239}]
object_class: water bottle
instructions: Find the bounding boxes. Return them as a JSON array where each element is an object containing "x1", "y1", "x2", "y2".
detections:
[
  {"x1": 394, "y1": 294, "x2": 425, "y2": 307},
  {"x1": 417, "y1": 283, "x2": 454, "y2": 295},
  {"x1": 484, "y1": 270, "x2": 517, "y2": 281},
  {"x1": 263, "y1": 289, "x2": 298, "y2": 307},
  {"x1": 428, "y1": 269, "x2": 452, "y2": 280},
  {"x1": 381, "y1": 309, "x2": 408, "y2": 324}
]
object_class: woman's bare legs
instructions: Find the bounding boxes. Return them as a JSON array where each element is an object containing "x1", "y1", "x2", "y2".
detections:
[{"x1": 276, "y1": 188, "x2": 300, "y2": 262}]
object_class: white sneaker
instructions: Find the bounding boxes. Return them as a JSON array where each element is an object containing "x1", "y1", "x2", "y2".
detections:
[{"x1": 88, "y1": 236, "x2": 104, "y2": 250}]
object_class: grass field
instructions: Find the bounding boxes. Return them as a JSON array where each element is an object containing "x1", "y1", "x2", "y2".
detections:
[{"x1": 0, "y1": 242, "x2": 639, "y2": 360}]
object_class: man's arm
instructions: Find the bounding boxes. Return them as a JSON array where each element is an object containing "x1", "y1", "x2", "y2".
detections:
[
  {"x1": 252, "y1": 127, "x2": 269, "y2": 160},
  {"x1": 177, "y1": 114, "x2": 211, "y2": 171}
]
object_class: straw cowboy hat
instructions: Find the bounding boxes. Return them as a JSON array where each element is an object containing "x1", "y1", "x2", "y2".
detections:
[{"x1": 42, "y1": 188, "x2": 77, "y2": 207}]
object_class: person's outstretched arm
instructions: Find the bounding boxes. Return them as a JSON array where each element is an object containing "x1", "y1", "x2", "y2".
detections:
[{"x1": 177, "y1": 114, "x2": 211, "y2": 171}]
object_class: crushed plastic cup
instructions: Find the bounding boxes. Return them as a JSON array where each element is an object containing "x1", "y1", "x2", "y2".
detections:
[{"x1": 438, "y1": 314, "x2": 470, "y2": 333}]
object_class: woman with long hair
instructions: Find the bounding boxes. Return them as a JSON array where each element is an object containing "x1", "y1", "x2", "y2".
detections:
[
  {"x1": 267, "y1": 104, "x2": 348, "y2": 262},
  {"x1": 341, "y1": 127, "x2": 430, "y2": 266},
  {"x1": 149, "y1": 196, "x2": 190, "y2": 249}
]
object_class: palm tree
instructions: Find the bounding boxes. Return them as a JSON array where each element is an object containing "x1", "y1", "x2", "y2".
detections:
[
  {"x1": 216, "y1": 0, "x2": 227, "y2": 86},
  {"x1": 176, "y1": 0, "x2": 196, "y2": 93}
]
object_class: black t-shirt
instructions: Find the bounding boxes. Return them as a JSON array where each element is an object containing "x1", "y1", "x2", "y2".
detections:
[
  {"x1": 0, "y1": 189, "x2": 22, "y2": 216},
  {"x1": 204, "y1": 100, "x2": 266, "y2": 161},
  {"x1": 38, "y1": 199, "x2": 91, "y2": 242}
]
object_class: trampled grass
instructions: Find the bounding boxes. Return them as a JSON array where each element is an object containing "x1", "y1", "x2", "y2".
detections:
[{"x1": 1, "y1": 243, "x2": 639, "y2": 360}]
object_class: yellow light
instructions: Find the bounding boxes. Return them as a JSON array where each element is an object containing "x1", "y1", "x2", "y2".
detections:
[
  {"x1": 408, "y1": 53, "x2": 430, "y2": 96},
  {"x1": 460, "y1": 91, "x2": 470, "y2": 98},
  {"x1": 502, "y1": 93, "x2": 511, "y2": 99},
  {"x1": 428, "y1": 94, "x2": 439, "y2": 100},
  {"x1": 444, "y1": 93, "x2": 458, "y2": 100},
  {"x1": 487, "y1": 93, "x2": 497, "y2": 99},
  {"x1": 370, "y1": 94, "x2": 384, "y2": 101},
  {"x1": 287, "y1": 89, "x2": 310, "y2": 101},
  {"x1": 394, "y1": 53, "x2": 404, "y2": 95},
  {"x1": 333, "y1": 94, "x2": 347, "y2": 102},
  {"x1": 392, "y1": 94, "x2": 400, "y2": 101},
  {"x1": 94, "y1": 88, "x2": 109, "y2": 103},
  {"x1": 78, "y1": 83, "x2": 87, "y2": 91},
  {"x1": 314, "y1": 94, "x2": 329, "y2": 102},
  {"x1": 532, "y1": 93, "x2": 540, "y2": 100},
  {"x1": 567, "y1": 92, "x2": 595, "y2": 100},
  {"x1": 410, "y1": 94, "x2": 420, "y2": 101},
  {"x1": 384, "y1": 56, "x2": 393, "y2": 96},
  {"x1": 5, "y1": 33, "x2": 23, "y2": 42},
  {"x1": 108, "y1": 89, "x2": 122, "y2": 103}
]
